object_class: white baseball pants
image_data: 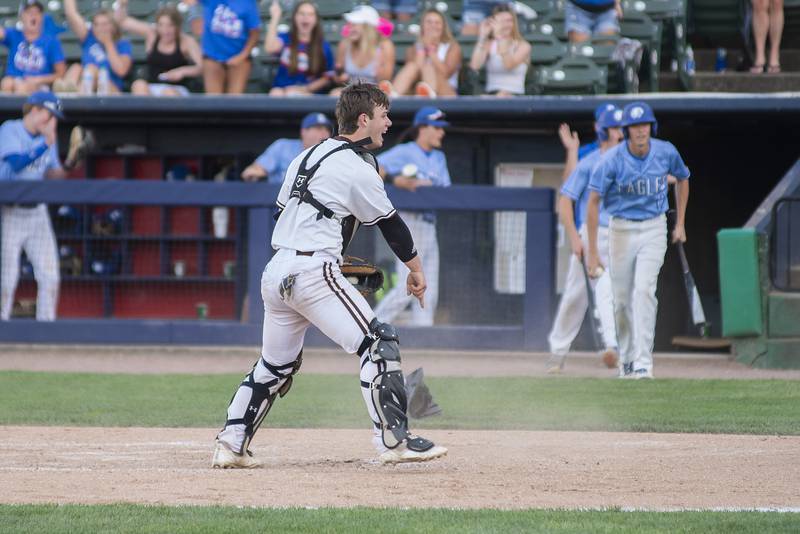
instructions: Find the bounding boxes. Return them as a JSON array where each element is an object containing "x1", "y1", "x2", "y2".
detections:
[
  {"x1": 548, "y1": 225, "x2": 616, "y2": 355},
  {"x1": 1, "y1": 205, "x2": 59, "y2": 321},
  {"x1": 608, "y1": 214, "x2": 668, "y2": 373},
  {"x1": 217, "y1": 248, "x2": 393, "y2": 454},
  {"x1": 374, "y1": 212, "x2": 439, "y2": 326}
]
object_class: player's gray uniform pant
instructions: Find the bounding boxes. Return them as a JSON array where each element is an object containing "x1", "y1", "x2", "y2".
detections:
[
  {"x1": 217, "y1": 248, "x2": 392, "y2": 454},
  {"x1": 1, "y1": 205, "x2": 59, "y2": 321},
  {"x1": 608, "y1": 214, "x2": 667, "y2": 373},
  {"x1": 374, "y1": 212, "x2": 439, "y2": 326},
  {"x1": 548, "y1": 225, "x2": 616, "y2": 355}
]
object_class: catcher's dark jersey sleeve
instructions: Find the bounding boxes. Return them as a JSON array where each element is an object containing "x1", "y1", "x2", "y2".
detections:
[{"x1": 377, "y1": 213, "x2": 417, "y2": 263}]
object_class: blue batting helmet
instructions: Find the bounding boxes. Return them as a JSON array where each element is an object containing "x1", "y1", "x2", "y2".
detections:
[
  {"x1": 621, "y1": 101, "x2": 658, "y2": 136},
  {"x1": 595, "y1": 107, "x2": 623, "y2": 141}
]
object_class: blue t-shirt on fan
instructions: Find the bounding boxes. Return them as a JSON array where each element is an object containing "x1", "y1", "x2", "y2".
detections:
[
  {"x1": 272, "y1": 32, "x2": 334, "y2": 90},
  {"x1": 2, "y1": 28, "x2": 65, "y2": 77},
  {"x1": 201, "y1": 0, "x2": 261, "y2": 62},
  {"x1": 81, "y1": 32, "x2": 133, "y2": 90},
  {"x1": 589, "y1": 139, "x2": 690, "y2": 221}
]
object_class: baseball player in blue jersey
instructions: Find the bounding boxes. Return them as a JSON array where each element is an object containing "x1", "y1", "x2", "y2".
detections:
[
  {"x1": 587, "y1": 101, "x2": 690, "y2": 379},
  {"x1": 1, "y1": 91, "x2": 66, "y2": 321},
  {"x1": 547, "y1": 107, "x2": 623, "y2": 373},
  {"x1": 0, "y1": 0, "x2": 66, "y2": 94},
  {"x1": 558, "y1": 102, "x2": 616, "y2": 185},
  {"x1": 241, "y1": 113, "x2": 333, "y2": 184},
  {"x1": 374, "y1": 106, "x2": 451, "y2": 326}
]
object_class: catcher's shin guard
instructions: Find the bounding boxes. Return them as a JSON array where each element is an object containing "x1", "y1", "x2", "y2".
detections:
[
  {"x1": 359, "y1": 318, "x2": 411, "y2": 449},
  {"x1": 221, "y1": 352, "x2": 302, "y2": 454}
]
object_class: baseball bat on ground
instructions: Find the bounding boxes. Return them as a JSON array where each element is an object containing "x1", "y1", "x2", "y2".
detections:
[
  {"x1": 675, "y1": 241, "x2": 709, "y2": 338},
  {"x1": 580, "y1": 259, "x2": 603, "y2": 351}
]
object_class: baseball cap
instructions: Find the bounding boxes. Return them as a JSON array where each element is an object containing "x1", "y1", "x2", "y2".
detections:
[
  {"x1": 413, "y1": 107, "x2": 449, "y2": 128},
  {"x1": 594, "y1": 102, "x2": 616, "y2": 121},
  {"x1": 344, "y1": 5, "x2": 380, "y2": 27},
  {"x1": 300, "y1": 112, "x2": 333, "y2": 131},
  {"x1": 27, "y1": 91, "x2": 64, "y2": 119},
  {"x1": 20, "y1": 0, "x2": 44, "y2": 12}
]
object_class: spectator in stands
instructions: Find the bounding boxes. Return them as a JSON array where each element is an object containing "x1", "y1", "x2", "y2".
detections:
[
  {"x1": 265, "y1": 0, "x2": 334, "y2": 95},
  {"x1": 461, "y1": 0, "x2": 510, "y2": 36},
  {"x1": 0, "y1": 0, "x2": 66, "y2": 94},
  {"x1": 564, "y1": 0, "x2": 622, "y2": 43},
  {"x1": 329, "y1": 5, "x2": 396, "y2": 96},
  {"x1": 374, "y1": 106, "x2": 452, "y2": 326},
  {"x1": 58, "y1": 0, "x2": 132, "y2": 94},
  {"x1": 241, "y1": 112, "x2": 333, "y2": 183},
  {"x1": 373, "y1": 0, "x2": 416, "y2": 23},
  {"x1": 196, "y1": 0, "x2": 261, "y2": 94},
  {"x1": 113, "y1": 0, "x2": 203, "y2": 96},
  {"x1": 386, "y1": 8, "x2": 461, "y2": 97},
  {"x1": 468, "y1": 4, "x2": 531, "y2": 96},
  {"x1": 751, "y1": 0, "x2": 784, "y2": 73}
]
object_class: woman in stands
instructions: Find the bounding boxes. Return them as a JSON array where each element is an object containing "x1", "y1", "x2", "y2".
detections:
[
  {"x1": 60, "y1": 0, "x2": 133, "y2": 94},
  {"x1": 387, "y1": 8, "x2": 461, "y2": 97},
  {"x1": 468, "y1": 4, "x2": 531, "y2": 96},
  {"x1": 196, "y1": 0, "x2": 261, "y2": 94},
  {"x1": 564, "y1": 0, "x2": 622, "y2": 43},
  {"x1": 329, "y1": 5, "x2": 395, "y2": 96},
  {"x1": 0, "y1": 0, "x2": 66, "y2": 94},
  {"x1": 114, "y1": 0, "x2": 203, "y2": 96},
  {"x1": 265, "y1": 0, "x2": 334, "y2": 95},
  {"x1": 750, "y1": 0, "x2": 784, "y2": 73}
]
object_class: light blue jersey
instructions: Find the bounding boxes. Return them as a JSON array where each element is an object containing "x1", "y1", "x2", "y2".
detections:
[
  {"x1": 0, "y1": 119, "x2": 60, "y2": 181},
  {"x1": 577, "y1": 139, "x2": 599, "y2": 160},
  {"x1": 255, "y1": 138, "x2": 304, "y2": 185},
  {"x1": 589, "y1": 138, "x2": 689, "y2": 221},
  {"x1": 378, "y1": 142, "x2": 451, "y2": 188},
  {"x1": 561, "y1": 148, "x2": 609, "y2": 228}
]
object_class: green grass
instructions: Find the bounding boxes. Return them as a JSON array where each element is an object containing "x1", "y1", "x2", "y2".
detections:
[
  {"x1": 1, "y1": 371, "x2": 798, "y2": 434},
  {"x1": 1, "y1": 504, "x2": 798, "y2": 533}
]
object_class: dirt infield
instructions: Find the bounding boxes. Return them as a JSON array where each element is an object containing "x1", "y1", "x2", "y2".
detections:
[
  {"x1": 2, "y1": 344, "x2": 800, "y2": 380},
  {"x1": 2, "y1": 345, "x2": 799, "y2": 510},
  {"x1": 1, "y1": 426, "x2": 798, "y2": 510}
]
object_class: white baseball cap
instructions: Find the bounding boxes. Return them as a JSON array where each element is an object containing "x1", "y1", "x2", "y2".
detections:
[{"x1": 344, "y1": 5, "x2": 380, "y2": 27}]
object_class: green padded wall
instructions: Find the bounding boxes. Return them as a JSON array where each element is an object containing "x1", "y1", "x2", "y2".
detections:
[{"x1": 717, "y1": 228, "x2": 763, "y2": 336}]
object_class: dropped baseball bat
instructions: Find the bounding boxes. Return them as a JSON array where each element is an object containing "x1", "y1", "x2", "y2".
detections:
[
  {"x1": 579, "y1": 259, "x2": 603, "y2": 351},
  {"x1": 675, "y1": 241, "x2": 709, "y2": 338}
]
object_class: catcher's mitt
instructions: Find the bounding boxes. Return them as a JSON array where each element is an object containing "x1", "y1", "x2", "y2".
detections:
[
  {"x1": 341, "y1": 256, "x2": 384, "y2": 295},
  {"x1": 64, "y1": 126, "x2": 96, "y2": 171}
]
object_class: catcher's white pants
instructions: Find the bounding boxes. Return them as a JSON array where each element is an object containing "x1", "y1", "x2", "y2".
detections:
[
  {"x1": 1, "y1": 205, "x2": 59, "y2": 321},
  {"x1": 548, "y1": 225, "x2": 616, "y2": 355},
  {"x1": 217, "y1": 248, "x2": 391, "y2": 454},
  {"x1": 374, "y1": 212, "x2": 439, "y2": 326},
  {"x1": 608, "y1": 214, "x2": 667, "y2": 373}
]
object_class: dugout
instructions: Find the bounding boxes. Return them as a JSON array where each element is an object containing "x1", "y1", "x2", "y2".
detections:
[{"x1": 0, "y1": 94, "x2": 798, "y2": 351}]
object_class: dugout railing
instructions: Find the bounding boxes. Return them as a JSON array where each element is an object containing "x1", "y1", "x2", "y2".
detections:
[
  {"x1": 0, "y1": 180, "x2": 555, "y2": 350},
  {"x1": 770, "y1": 197, "x2": 800, "y2": 292}
]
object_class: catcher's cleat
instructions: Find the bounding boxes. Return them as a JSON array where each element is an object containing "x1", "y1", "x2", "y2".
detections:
[
  {"x1": 211, "y1": 440, "x2": 261, "y2": 469},
  {"x1": 545, "y1": 354, "x2": 565, "y2": 375},
  {"x1": 64, "y1": 126, "x2": 95, "y2": 170},
  {"x1": 378, "y1": 436, "x2": 447, "y2": 464},
  {"x1": 601, "y1": 348, "x2": 619, "y2": 369}
]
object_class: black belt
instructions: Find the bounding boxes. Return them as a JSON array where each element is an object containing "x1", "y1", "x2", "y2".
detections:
[
  {"x1": 12, "y1": 203, "x2": 38, "y2": 209},
  {"x1": 296, "y1": 251, "x2": 315, "y2": 256}
]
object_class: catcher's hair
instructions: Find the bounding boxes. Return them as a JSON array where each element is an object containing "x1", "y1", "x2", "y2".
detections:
[{"x1": 336, "y1": 82, "x2": 390, "y2": 135}]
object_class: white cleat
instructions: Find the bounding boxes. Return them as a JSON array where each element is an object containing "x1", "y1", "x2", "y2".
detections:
[
  {"x1": 211, "y1": 440, "x2": 261, "y2": 469},
  {"x1": 633, "y1": 368, "x2": 654, "y2": 380},
  {"x1": 379, "y1": 442, "x2": 448, "y2": 464}
]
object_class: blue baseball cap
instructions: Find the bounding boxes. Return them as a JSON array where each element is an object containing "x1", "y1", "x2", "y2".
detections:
[
  {"x1": 301, "y1": 112, "x2": 333, "y2": 131},
  {"x1": 413, "y1": 107, "x2": 449, "y2": 128},
  {"x1": 26, "y1": 91, "x2": 64, "y2": 119}
]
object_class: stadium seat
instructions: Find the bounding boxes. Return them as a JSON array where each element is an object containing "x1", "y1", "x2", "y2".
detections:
[
  {"x1": 623, "y1": 0, "x2": 688, "y2": 88},
  {"x1": 529, "y1": 55, "x2": 607, "y2": 94},
  {"x1": 527, "y1": 30, "x2": 567, "y2": 65},
  {"x1": 689, "y1": 0, "x2": 743, "y2": 39},
  {"x1": 315, "y1": 0, "x2": 357, "y2": 20}
]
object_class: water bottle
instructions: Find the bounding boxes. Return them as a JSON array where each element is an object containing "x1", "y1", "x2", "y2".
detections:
[
  {"x1": 80, "y1": 68, "x2": 94, "y2": 94},
  {"x1": 715, "y1": 47, "x2": 727, "y2": 73},
  {"x1": 97, "y1": 67, "x2": 110, "y2": 95},
  {"x1": 684, "y1": 45, "x2": 696, "y2": 76}
]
